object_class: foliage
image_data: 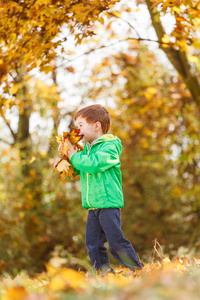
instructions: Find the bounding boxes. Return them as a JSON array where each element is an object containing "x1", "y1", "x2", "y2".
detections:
[
  {"x1": 146, "y1": 0, "x2": 200, "y2": 104},
  {"x1": 0, "y1": 0, "x2": 119, "y2": 86},
  {"x1": 82, "y1": 41, "x2": 200, "y2": 257},
  {"x1": 1, "y1": 0, "x2": 200, "y2": 277},
  {"x1": 0, "y1": 145, "x2": 88, "y2": 276},
  {"x1": 0, "y1": 70, "x2": 87, "y2": 275},
  {"x1": 53, "y1": 129, "x2": 83, "y2": 182},
  {"x1": 1, "y1": 0, "x2": 200, "y2": 108},
  {"x1": 0, "y1": 257, "x2": 200, "y2": 300},
  {"x1": 151, "y1": 0, "x2": 200, "y2": 50}
]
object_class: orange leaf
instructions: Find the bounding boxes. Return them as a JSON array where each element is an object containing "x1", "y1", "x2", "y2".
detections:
[
  {"x1": 63, "y1": 129, "x2": 83, "y2": 145},
  {"x1": 4, "y1": 286, "x2": 28, "y2": 300},
  {"x1": 60, "y1": 140, "x2": 70, "y2": 157},
  {"x1": 60, "y1": 170, "x2": 67, "y2": 183},
  {"x1": 53, "y1": 129, "x2": 83, "y2": 183},
  {"x1": 67, "y1": 166, "x2": 76, "y2": 180}
]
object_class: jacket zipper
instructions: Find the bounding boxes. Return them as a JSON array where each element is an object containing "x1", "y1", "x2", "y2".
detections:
[
  {"x1": 86, "y1": 141, "x2": 102, "y2": 208},
  {"x1": 86, "y1": 145, "x2": 92, "y2": 208},
  {"x1": 86, "y1": 173, "x2": 91, "y2": 208}
]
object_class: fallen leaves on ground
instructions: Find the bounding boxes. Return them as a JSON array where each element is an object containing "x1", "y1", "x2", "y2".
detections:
[{"x1": 0, "y1": 257, "x2": 200, "y2": 300}]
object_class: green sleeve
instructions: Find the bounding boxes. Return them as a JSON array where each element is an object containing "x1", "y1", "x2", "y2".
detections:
[
  {"x1": 73, "y1": 167, "x2": 80, "y2": 176},
  {"x1": 70, "y1": 143, "x2": 120, "y2": 174}
]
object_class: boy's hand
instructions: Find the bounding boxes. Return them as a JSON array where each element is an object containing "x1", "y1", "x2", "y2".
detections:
[{"x1": 67, "y1": 140, "x2": 78, "y2": 159}]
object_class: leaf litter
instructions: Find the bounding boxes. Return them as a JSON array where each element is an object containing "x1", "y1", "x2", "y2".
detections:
[{"x1": 0, "y1": 256, "x2": 200, "y2": 300}]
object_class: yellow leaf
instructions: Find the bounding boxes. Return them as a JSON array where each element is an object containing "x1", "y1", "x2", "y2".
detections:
[
  {"x1": 177, "y1": 39, "x2": 188, "y2": 51},
  {"x1": 144, "y1": 87, "x2": 157, "y2": 99},
  {"x1": 4, "y1": 286, "x2": 28, "y2": 300},
  {"x1": 45, "y1": 263, "x2": 59, "y2": 277},
  {"x1": 141, "y1": 138, "x2": 149, "y2": 148},
  {"x1": 131, "y1": 121, "x2": 143, "y2": 129},
  {"x1": 49, "y1": 275, "x2": 66, "y2": 291},
  {"x1": 40, "y1": 65, "x2": 54, "y2": 74},
  {"x1": 11, "y1": 84, "x2": 19, "y2": 95},
  {"x1": 188, "y1": 56, "x2": 198, "y2": 64},
  {"x1": 99, "y1": 16, "x2": 104, "y2": 24},
  {"x1": 39, "y1": 150, "x2": 46, "y2": 157},
  {"x1": 193, "y1": 40, "x2": 200, "y2": 49},
  {"x1": 112, "y1": 11, "x2": 122, "y2": 18},
  {"x1": 56, "y1": 134, "x2": 62, "y2": 143},
  {"x1": 146, "y1": 87, "x2": 157, "y2": 94},
  {"x1": 30, "y1": 156, "x2": 36, "y2": 164},
  {"x1": 49, "y1": 268, "x2": 84, "y2": 291},
  {"x1": 162, "y1": 34, "x2": 171, "y2": 44},
  {"x1": 172, "y1": 6, "x2": 182, "y2": 13},
  {"x1": 193, "y1": 18, "x2": 200, "y2": 27},
  {"x1": 142, "y1": 128, "x2": 153, "y2": 136}
]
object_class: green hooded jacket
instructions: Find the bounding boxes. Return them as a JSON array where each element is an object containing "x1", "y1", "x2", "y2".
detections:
[{"x1": 70, "y1": 134, "x2": 124, "y2": 210}]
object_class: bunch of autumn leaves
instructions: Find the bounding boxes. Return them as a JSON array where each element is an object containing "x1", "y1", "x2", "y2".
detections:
[{"x1": 53, "y1": 129, "x2": 83, "y2": 183}]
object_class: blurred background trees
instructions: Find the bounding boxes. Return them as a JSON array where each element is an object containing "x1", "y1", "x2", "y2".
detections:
[
  {"x1": 0, "y1": 0, "x2": 200, "y2": 275},
  {"x1": 84, "y1": 41, "x2": 200, "y2": 259}
]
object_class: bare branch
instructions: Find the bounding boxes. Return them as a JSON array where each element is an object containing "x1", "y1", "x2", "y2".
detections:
[
  {"x1": 153, "y1": 239, "x2": 163, "y2": 260},
  {"x1": 0, "y1": 138, "x2": 13, "y2": 145},
  {"x1": 59, "y1": 37, "x2": 172, "y2": 68},
  {"x1": 108, "y1": 12, "x2": 141, "y2": 38},
  {"x1": 2, "y1": 116, "x2": 17, "y2": 141}
]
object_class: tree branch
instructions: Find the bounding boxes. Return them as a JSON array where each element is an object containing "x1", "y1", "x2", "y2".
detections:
[
  {"x1": 60, "y1": 36, "x2": 172, "y2": 67},
  {"x1": 108, "y1": 12, "x2": 141, "y2": 38},
  {"x1": 2, "y1": 116, "x2": 17, "y2": 141},
  {"x1": 145, "y1": 0, "x2": 200, "y2": 106},
  {"x1": 0, "y1": 138, "x2": 13, "y2": 145}
]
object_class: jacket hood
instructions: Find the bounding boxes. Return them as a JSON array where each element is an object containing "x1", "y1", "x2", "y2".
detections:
[{"x1": 95, "y1": 134, "x2": 122, "y2": 156}]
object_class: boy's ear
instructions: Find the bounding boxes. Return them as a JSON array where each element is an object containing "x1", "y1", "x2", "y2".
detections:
[{"x1": 95, "y1": 121, "x2": 102, "y2": 131}]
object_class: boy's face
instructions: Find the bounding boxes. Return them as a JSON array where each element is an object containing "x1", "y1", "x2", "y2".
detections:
[{"x1": 76, "y1": 116, "x2": 102, "y2": 144}]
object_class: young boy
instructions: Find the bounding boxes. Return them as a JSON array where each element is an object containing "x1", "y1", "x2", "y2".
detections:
[{"x1": 66, "y1": 104, "x2": 143, "y2": 274}]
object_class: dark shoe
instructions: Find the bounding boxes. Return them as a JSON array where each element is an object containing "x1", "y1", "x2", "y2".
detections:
[
  {"x1": 100, "y1": 265, "x2": 116, "y2": 276},
  {"x1": 130, "y1": 261, "x2": 144, "y2": 271},
  {"x1": 137, "y1": 261, "x2": 144, "y2": 269}
]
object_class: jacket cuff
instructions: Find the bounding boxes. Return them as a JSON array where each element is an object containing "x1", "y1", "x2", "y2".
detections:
[{"x1": 70, "y1": 152, "x2": 78, "y2": 164}]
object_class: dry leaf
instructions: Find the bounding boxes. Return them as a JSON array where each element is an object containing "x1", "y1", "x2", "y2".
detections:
[
  {"x1": 55, "y1": 160, "x2": 70, "y2": 173},
  {"x1": 52, "y1": 129, "x2": 83, "y2": 182}
]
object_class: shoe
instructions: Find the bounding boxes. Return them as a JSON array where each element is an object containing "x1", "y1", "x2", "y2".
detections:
[
  {"x1": 137, "y1": 261, "x2": 144, "y2": 269},
  {"x1": 100, "y1": 266, "x2": 116, "y2": 277},
  {"x1": 130, "y1": 261, "x2": 144, "y2": 271}
]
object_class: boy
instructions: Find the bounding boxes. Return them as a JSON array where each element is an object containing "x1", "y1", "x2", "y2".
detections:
[{"x1": 65, "y1": 104, "x2": 143, "y2": 274}]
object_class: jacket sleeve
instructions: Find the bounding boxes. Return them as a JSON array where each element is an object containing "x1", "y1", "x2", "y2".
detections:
[
  {"x1": 70, "y1": 143, "x2": 120, "y2": 174},
  {"x1": 73, "y1": 167, "x2": 80, "y2": 176}
]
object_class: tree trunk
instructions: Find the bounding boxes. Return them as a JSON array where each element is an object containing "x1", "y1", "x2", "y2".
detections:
[
  {"x1": 14, "y1": 70, "x2": 32, "y2": 174},
  {"x1": 145, "y1": 0, "x2": 200, "y2": 106}
]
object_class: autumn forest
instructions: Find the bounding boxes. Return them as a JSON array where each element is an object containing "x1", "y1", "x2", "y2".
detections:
[{"x1": 0, "y1": 0, "x2": 200, "y2": 299}]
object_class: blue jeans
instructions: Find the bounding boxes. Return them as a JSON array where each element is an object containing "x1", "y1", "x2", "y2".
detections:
[{"x1": 85, "y1": 208, "x2": 143, "y2": 271}]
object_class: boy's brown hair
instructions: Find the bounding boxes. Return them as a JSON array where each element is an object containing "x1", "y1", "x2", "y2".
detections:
[{"x1": 75, "y1": 104, "x2": 111, "y2": 134}]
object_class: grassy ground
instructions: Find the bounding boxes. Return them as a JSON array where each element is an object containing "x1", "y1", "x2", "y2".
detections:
[{"x1": 0, "y1": 257, "x2": 200, "y2": 300}]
